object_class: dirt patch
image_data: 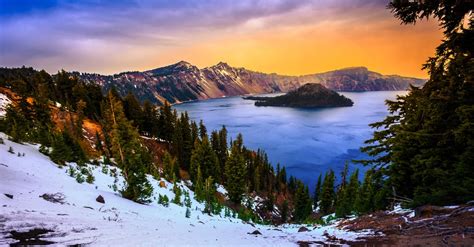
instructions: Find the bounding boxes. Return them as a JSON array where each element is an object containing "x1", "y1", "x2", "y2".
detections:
[
  {"x1": 339, "y1": 205, "x2": 474, "y2": 246},
  {"x1": 8, "y1": 228, "x2": 55, "y2": 246}
]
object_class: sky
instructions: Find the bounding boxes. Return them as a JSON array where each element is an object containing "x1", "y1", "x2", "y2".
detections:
[{"x1": 0, "y1": 0, "x2": 442, "y2": 78}]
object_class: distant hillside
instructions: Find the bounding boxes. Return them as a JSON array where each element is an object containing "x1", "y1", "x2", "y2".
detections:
[
  {"x1": 77, "y1": 62, "x2": 426, "y2": 105},
  {"x1": 245, "y1": 83, "x2": 354, "y2": 108}
]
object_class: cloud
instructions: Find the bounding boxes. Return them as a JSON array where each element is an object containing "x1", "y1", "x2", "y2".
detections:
[{"x1": 0, "y1": 0, "x2": 435, "y2": 76}]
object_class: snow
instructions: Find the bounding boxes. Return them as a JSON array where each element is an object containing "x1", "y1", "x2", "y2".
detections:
[
  {"x1": 0, "y1": 132, "x2": 374, "y2": 245},
  {"x1": 0, "y1": 93, "x2": 12, "y2": 118}
]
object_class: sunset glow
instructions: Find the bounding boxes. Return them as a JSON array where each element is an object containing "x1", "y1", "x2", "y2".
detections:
[{"x1": 0, "y1": 0, "x2": 442, "y2": 77}]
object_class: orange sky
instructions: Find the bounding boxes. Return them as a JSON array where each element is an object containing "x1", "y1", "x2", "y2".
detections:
[
  {"x1": 1, "y1": 1, "x2": 443, "y2": 78},
  {"x1": 149, "y1": 19, "x2": 441, "y2": 79}
]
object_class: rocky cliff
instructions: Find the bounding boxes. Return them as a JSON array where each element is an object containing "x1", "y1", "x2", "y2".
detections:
[{"x1": 78, "y1": 61, "x2": 425, "y2": 105}]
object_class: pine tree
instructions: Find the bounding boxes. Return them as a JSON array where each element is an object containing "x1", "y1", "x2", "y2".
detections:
[
  {"x1": 203, "y1": 176, "x2": 217, "y2": 215},
  {"x1": 320, "y1": 170, "x2": 335, "y2": 215},
  {"x1": 313, "y1": 173, "x2": 322, "y2": 208},
  {"x1": 224, "y1": 138, "x2": 247, "y2": 204},
  {"x1": 123, "y1": 92, "x2": 144, "y2": 130},
  {"x1": 354, "y1": 170, "x2": 374, "y2": 214},
  {"x1": 102, "y1": 91, "x2": 153, "y2": 203},
  {"x1": 158, "y1": 102, "x2": 174, "y2": 142},
  {"x1": 162, "y1": 151, "x2": 178, "y2": 180},
  {"x1": 172, "y1": 182, "x2": 182, "y2": 205},
  {"x1": 336, "y1": 168, "x2": 359, "y2": 217},
  {"x1": 194, "y1": 166, "x2": 204, "y2": 202},
  {"x1": 199, "y1": 120, "x2": 207, "y2": 140},
  {"x1": 281, "y1": 200, "x2": 289, "y2": 223},
  {"x1": 360, "y1": 0, "x2": 474, "y2": 207},
  {"x1": 190, "y1": 136, "x2": 219, "y2": 182},
  {"x1": 294, "y1": 182, "x2": 312, "y2": 222}
]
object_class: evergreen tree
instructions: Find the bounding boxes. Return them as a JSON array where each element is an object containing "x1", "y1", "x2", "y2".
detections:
[
  {"x1": 199, "y1": 120, "x2": 207, "y2": 140},
  {"x1": 203, "y1": 176, "x2": 217, "y2": 215},
  {"x1": 162, "y1": 151, "x2": 179, "y2": 180},
  {"x1": 313, "y1": 173, "x2": 322, "y2": 208},
  {"x1": 354, "y1": 170, "x2": 374, "y2": 214},
  {"x1": 102, "y1": 91, "x2": 152, "y2": 203},
  {"x1": 320, "y1": 170, "x2": 335, "y2": 215},
  {"x1": 123, "y1": 92, "x2": 143, "y2": 129},
  {"x1": 158, "y1": 102, "x2": 174, "y2": 142},
  {"x1": 190, "y1": 136, "x2": 219, "y2": 182},
  {"x1": 280, "y1": 200, "x2": 289, "y2": 223},
  {"x1": 293, "y1": 182, "x2": 312, "y2": 222},
  {"x1": 194, "y1": 166, "x2": 205, "y2": 202},
  {"x1": 361, "y1": 0, "x2": 474, "y2": 206},
  {"x1": 172, "y1": 182, "x2": 182, "y2": 205},
  {"x1": 336, "y1": 169, "x2": 359, "y2": 217},
  {"x1": 224, "y1": 138, "x2": 247, "y2": 203}
]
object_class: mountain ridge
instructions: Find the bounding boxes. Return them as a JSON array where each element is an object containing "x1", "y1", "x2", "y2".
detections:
[{"x1": 76, "y1": 61, "x2": 426, "y2": 105}]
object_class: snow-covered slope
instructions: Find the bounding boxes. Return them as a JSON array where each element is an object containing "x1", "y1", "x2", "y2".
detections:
[{"x1": 0, "y1": 133, "x2": 373, "y2": 246}]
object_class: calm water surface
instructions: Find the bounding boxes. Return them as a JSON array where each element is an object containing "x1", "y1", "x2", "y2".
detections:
[{"x1": 174, "y1": 91, "x2": 405, "y2": 189}]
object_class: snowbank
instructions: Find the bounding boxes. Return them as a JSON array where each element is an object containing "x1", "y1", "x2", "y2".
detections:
[{"x1": 0, "y1": 132, "x2": 373, "y2": 246}]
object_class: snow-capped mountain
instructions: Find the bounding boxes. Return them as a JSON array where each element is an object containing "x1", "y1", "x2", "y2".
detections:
[{"x1": 77, "y1": 62, "x2": 425, "y2": 105}]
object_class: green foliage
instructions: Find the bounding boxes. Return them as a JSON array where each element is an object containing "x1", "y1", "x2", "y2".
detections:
[
  {"x1": 224, "y1": 135, "x2": 247, "y2": 204},
  {"x1": 319, "y1": 170, "x2": 335, "y2": 215},
  {"x1": 184, "y1": 191, "x2": 192, "y2": 208},
  {"x1": 194, "y1": 166, "x2": 205, "y2": 202},
  {"x1": 359, "y1": 0, "x2": 474, "y2": 207},
  {"x1": 335, "y1": 169, "x2": 359, "y2": 217},
  {"x1": 293, "y1": 182, "x2": 312, "y2": 222},
  {"x1": 162, "y1": 151, "x2": 179, "y2": 181},
  {"x1": 313, "y1": 173, "x2": 322, "y2": 207},
  {"x1": 280, "y1": 200, "x2": 289, "y2": 223},
  {"x1": 86, "y1": 170, "x2": 95, "y2": 184},
  {"x1": 158, "y1": 194, "x2": 170, "y2": 207},
  {"x1": 190, "y1": 136, "x2": 219, "y2": 183},
  {"x1": 237, "y1": 207, "x2": 260, "y2": 223},
  {"x1": 172, "y1": 182, "x2": 182, "y2": 205},
  {"x1": 49, "y1": 131, "x2": 86, "y2": 165},
  {"x1": 75, "y1": 172, "x2": 85, "y2": 184},
  {"x1": 202, "y1": 176, "x2": 217, "y2": 215},
  {"x1": 102, "y1": 91, "x2": 153, "y2": 203}
]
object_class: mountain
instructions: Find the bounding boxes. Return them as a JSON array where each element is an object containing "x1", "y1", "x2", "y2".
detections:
[
  {"x1": 245, "y1": 83, "x2": 354, "y2": 108},
  {"x1": 77, "y1": 61, "x2": 426, "y2": 105}
]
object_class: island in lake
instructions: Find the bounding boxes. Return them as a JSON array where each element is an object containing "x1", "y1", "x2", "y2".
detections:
[{"x1": 244, "y1": 83, "x2": 354, "y2": 108}]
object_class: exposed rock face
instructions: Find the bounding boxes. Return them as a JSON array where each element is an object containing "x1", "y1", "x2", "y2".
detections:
[{"x1": 77, "y1": 62, "x2": 425, "y2": 105}]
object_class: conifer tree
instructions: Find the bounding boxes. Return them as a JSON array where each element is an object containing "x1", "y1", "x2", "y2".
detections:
[
  {"x1": 313, "y1": 173, "x2": 322, "y2": 207},
  {"x1": 336, "y1": 168, "x2": 359, "y2": 217},
  {"x1": 203, "y1": 176, "x2": 217, "y2": 215},
  {"x1": 102, "y1": 91, "x2": 152, "y2": 203},
  {"x1": 293, "y1": 182, "x2": 312, "y2": 222},
  {"x1": 224, "y1": 138, "x2": 247, "y2": 204},
  {"x1": 190, "y1": 136, "x2": 219, "y2": 182},
  {"x1": 320, "y1": 170, "x2": 335, "y2": 215},
  {"x1": 194, "y1": 166, "x2": 205, "y2": 202},
  {"x1": 354, "y1": 170, "x2": 374, "y2": 214},
  {"x1": 162, "y1": 151, "x2": 178, "y2": 180},
  {"x1": 361, "y1": 0, "x2": 474, "y2": 206},
  {"x1": 158, "y1": 102, "x2": 174, "y2": 142},
  {"x1": 199, "y1": 120, "x2": 207, "y2": 140}
]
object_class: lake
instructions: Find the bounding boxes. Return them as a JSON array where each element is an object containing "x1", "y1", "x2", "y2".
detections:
[{"x1": 174, "y1": 91, "x2": 405, "y2": 190}]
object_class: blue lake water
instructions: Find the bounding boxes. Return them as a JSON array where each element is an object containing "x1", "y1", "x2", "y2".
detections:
[{"x1": 174, "y1": 91, "x2": 405, "y2": 190}]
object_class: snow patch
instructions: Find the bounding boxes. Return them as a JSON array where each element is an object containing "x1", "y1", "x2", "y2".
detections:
[{"x1": 0, "y1": 93, "x2": 12, "y2": 118}]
